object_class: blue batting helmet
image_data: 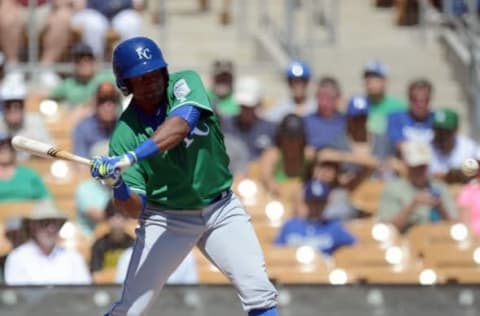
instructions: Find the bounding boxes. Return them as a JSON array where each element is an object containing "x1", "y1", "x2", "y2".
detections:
[
  {"x1": 285, "y1": 61, "x2": 311, "y2": 80},
  {"x1": 112, "y1": 36, "x2": 168, "y2": 95}
]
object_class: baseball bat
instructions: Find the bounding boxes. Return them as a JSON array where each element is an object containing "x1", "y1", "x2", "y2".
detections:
[{"x1": 11, "y1": 135, "x2": 91, "y2": 166}]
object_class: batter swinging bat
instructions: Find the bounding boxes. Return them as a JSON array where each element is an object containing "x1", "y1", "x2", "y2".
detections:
[{"x1": 11, "y1": 135, "x2": 91, "y2": 166}]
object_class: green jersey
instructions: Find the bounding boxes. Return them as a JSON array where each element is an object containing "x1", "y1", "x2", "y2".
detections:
[
  {"x1": 367, "y1": 95, "x2": 407, "y2": 134},
  {"x1": 109, "y1": 70, "x2": 233, "y2": 210},
  {"x1": 0, "y1": 166, "x2": 50, "y2": 202}
]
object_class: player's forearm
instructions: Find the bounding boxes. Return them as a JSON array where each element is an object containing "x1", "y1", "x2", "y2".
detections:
[{"x1": 151, "y1": 116, "x2": 190, "y2": 151}]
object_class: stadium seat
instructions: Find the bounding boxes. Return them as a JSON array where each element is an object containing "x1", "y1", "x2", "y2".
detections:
[
  {"x1": 263, "y1": 246, "x2": 334, "y2": 284},
  {"x1": 350, "y1": 178, "x2": 385, "y2": 215},
  {"x1": 333, "y1": 243, "x2": 414, "y2": 270},
  {"x1": 0, "y1": 201, "x2": 36, "y2": 223},
  {"x1": 422, "y1": 243, "x2": 480, "y2": 268},
  {"x1": 345, "y1": 218, "x2": 400, "y2": 246},
  {"x1": 406, "y1": 222, "x2": 472, "y2": 257},
  {"x1": 254, "y1": 223, "x2": 280, "y2": 245}
]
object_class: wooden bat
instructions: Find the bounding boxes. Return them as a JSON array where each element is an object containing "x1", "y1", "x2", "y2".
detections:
[{"x1": 11, "y1": 136, "x2": 91, "y2": 166}]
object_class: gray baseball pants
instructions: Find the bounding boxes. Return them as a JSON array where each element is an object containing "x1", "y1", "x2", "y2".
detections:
[{"x1": 106, "y1": 190, "x2": 278, "y2": 316}]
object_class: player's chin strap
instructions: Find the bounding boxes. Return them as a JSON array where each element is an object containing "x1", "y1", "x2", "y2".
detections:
[{"x1": 248, "y1": 307, "x2": 279, "y2": 316}]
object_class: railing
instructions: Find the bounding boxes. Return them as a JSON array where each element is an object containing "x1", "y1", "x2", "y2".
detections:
[
  {"x1": 253, "y1": 0, "x2": 339, "y2": 70},
  {"x1": 422, "y1": 0, "x2": 480, "y2": 139}
]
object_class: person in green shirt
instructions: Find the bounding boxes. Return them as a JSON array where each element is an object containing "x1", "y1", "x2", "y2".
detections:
[
  {"x1": 49, "y1": 42, "x2": 115, "y2": 109},
  {"x1": 207, "y1": 59, "x2": 240, "y2": 117},
  {"x1": 362, "y1": 60, "x2": 407, "y2": 135},
  {"x1": 89, "y1": 36, "x2": 278, "y2": 316},
  {"x1": 0, "y1": 134, "x2": 50, "y2": 202}
]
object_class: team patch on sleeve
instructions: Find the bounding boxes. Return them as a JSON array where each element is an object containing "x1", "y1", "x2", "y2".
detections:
[{"x1": 173, "y1": 79, "x2": 191, "y2": 102}]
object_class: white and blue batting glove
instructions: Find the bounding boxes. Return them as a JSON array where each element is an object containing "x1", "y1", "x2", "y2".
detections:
[{"x1": 90, "y1": 152, "x2": 137, "y2": 182}]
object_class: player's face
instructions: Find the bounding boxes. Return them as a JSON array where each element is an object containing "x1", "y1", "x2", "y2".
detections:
[{"x1": 130, "y1": 69, "x2": 167, "y2": 109}]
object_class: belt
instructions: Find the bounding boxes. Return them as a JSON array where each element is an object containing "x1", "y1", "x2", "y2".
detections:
[{"x1": 210, "y1": 189, "x2": 230, "y2": 204}]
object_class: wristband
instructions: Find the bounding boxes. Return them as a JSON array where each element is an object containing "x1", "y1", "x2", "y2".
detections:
[
  {"x1": 132, "y1": 139, "x2": 160, "y2": 161},
  {"x1": 113, "y1": 179, "x2": 131, "y2": 201}
]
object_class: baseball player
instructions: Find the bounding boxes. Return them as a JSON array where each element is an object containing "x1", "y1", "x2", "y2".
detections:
[{"x1": 90, "y1": 36, "x2": 279, "y2": 316}]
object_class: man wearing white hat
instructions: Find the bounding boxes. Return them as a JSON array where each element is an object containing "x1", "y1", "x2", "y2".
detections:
[
  {"x1": 0, "y1": 81, "x2": 52, "y2": 147},
  {"x1": 4, "y1": 200, "x2": 91, "y2": 285},
  {"x1": 221, "y1": 76, "x2": 276, "y2": 162},
  {"x1": 378, "y1": 141, "x2": 457, "y2": 233}
]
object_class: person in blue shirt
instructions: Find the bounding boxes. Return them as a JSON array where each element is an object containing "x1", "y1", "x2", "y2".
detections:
[
  {"x1": 274, "y1": 180, "x2": 356, "y2": 256},
  {"x1": 72, "y1": 81, "x2": 120, "y2": 159},
  {"x1": 304, "y1": 76, "x2": 348, "y2": 151},
  {"x1": 387, "y1": 79, "x2": 434, "y2": 154}
]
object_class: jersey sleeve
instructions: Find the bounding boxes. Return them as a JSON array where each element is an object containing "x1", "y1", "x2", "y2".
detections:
[
  {"x1": 168, "y1": 71, "x2": 213, "y2": 114},
  {"x1": 109, "y1": 121, "x2": 147, "y2": 195}
]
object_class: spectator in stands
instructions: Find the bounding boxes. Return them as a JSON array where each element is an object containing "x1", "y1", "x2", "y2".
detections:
[
  {"x1": 75, "y1": 141, "x2": 111, "y2": 236},
  {"x1": 306, "y1": 148, "x2": 370, "y2": 220},
  {"x1": 208, "y1": 60, "x2": 239, "y2": 117},
  {"x1": 0, "y1": 0, "x2": 73, "y2": 85},
  {"x1": 344, "y1": 96, "x2": 397, "y2": 178},
  {"x1": 0, "y1": 133, "x2": 50, "y2": 202},
  {"x1": 0, "y1": 217, "x2": 27, "y2": 283},
  {"x1": 4, "y1": 199, "x2": 91, "y2": 285},
  {"x1": 386, "y1": 78, "x2": 434, "y2": 153},
  {"x1": 378, "y1": 141, "x2": 457, "y2": 233},
  {"x1": 430, "y1": 108, "x2": 477, "y2": 183},
  {"x1": 116, "y1": 248, "x2": 198, "y2": 284},
  {"x1": 49, "y1": 42, "x2": 115, "y2": 109},
  {"x1": 345, "y1": 96, "x2": 385, "y2": 159},
  {"x1": 71, "y1": 0, "x2": 144, "y2": 58},
  {"x1": 457, "y1": 149, "x2": 480, "y2": 238},
  {"x1": 264, "y1": 61, "x2": 316, "y2": 123},
  {"x1": 362, "y1": 60, "x2": 407, "y2": 136},
  {"x1": 0, "y1": 80, "x2": 53, "y2": 148},
  {"x1": 304, "y1": 76, "x2": 347, "y2": 150},
  {"x1": 221, "y1": 76, "x2": 276, "y2": 161},
  {"x1": 274, "y1": 180, "x2": 356, "y2": 256},
  {"x1": 260, "y1": 114, "x2": 308, "y2": 196},
  {"x1": 73, "y1": 81, "x2": 120, "y2": 158},
  {"x1": 90, "y1": 200, "x2": 134, "y2": 273}
]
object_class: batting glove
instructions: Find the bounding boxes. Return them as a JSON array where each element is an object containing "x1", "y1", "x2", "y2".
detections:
[{"x1": 90, "y1": 152, "x2": 137, "y2": 180}]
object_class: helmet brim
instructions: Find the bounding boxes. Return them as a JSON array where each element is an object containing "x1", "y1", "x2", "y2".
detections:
[{"x1": 122, "y1": 59, "x2": 168, "y2": 79}]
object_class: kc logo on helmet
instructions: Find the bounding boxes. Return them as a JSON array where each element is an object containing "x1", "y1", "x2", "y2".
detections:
[{"x1": 136, "y1": 47, "x2": 152, "y2": 60}]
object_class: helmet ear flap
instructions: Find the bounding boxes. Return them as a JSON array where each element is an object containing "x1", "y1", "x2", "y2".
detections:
[{"x1": 116, "y1": 79, "x2": 130, "y2": 96}]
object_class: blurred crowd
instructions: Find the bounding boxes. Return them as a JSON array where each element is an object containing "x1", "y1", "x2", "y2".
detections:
[{"x1": 0, "y1": 0, "x2": 479, "y2": 286}]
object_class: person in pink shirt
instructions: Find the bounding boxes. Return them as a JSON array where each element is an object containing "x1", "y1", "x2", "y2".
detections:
[{"x1": 458, "y1": 151, "x2": 480, "y2": 237}]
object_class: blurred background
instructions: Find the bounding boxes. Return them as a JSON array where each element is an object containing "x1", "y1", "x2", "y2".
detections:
[{"x1": 1, "y1": 0, "x2": 480, "y2": 315}]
